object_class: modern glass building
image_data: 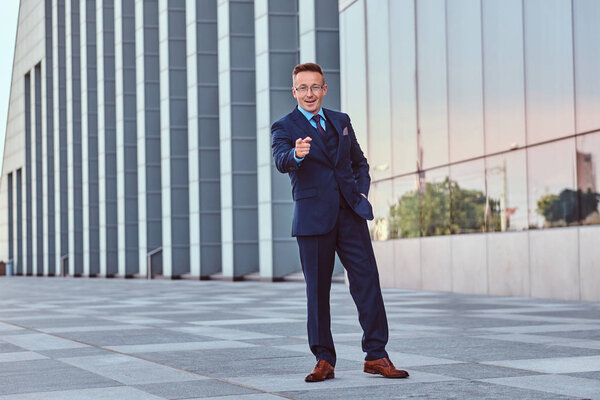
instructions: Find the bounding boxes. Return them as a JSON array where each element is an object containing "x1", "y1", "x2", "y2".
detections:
[
  {"x1": 1, "y1": 0, "x2": 598, "y2": 301},
  {"x1": 340, "y1": 0, "x2": 599, "y2": 301}
]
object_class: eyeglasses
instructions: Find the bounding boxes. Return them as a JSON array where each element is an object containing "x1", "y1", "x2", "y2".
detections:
[{"x1": 294, "y1": 85, "x2": 325, "y2": 94}]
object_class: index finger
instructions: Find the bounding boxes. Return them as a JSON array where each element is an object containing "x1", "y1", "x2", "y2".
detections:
[{"x1": 303, "y1": 137, "x2": 312, "y2": 143}]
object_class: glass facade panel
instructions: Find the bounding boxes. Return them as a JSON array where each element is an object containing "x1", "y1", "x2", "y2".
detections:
[
  {"x1": 416, "y1": 0, "x2": 448, "y2": 169},
  {"x1": 450, "y1": 159, "x2": 486, "y2": 234},
  {"x1": 365, "y1": 0, "x2": 391, "y2": 181},
  {"x1": 576, "y1": 131, "x2": 600, "y2": 225},
  {"x1": 368, "y1": 179, "x2": 393, "y2": 241},
  {"x1": 339, "y1": 0, "x2": 368, "y2": 148},
  {"x1": 485, "y1": 150, "x2": 529, "y2": 232},
  {"x1": 524, "y1": 0, "x2": 575, "y2": 144},
  {"x1": 447, "y1": 0, "x2": 484, "y2": 162},
  {"x1": 482, "y1": 0, "x2": 526, "y2": 154},
  {"x1": 390, "y1": 174, "x2": 419, "y2": 239},
  {"x1": 387, "y1": 168, "x2": 451, "y2": 238},
  {"x1": 573, "y1": 0, "x2": 600, "y2": 133},
  {"x1": 420, "y1": 167, "x2": 450, "y2": 236},
  {"x1": 528, "y1": 139, "x2": 577, "y2": 229},
  {"x1": 389, "y1": 0, "x2": 417, "y2": 176}
]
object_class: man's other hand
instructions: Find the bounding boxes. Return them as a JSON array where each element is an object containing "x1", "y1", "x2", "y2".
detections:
[{"x1": 295, "y1": 137, "x2": 312, "y2": 159}]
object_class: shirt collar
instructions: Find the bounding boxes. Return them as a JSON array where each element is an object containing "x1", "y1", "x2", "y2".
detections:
[{"x1": 297, "y1": 105, "x2": 326, "y2": 122}]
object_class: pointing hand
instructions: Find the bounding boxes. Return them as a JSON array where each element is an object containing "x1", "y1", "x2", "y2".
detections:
[{"x1": 295, "y1": 137, "x2": 312, "y2": 159}]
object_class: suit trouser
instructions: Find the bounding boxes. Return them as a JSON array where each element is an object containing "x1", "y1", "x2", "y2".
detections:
[{"x1": 296, "y1": 206, "x2": 389, "y2": 367}]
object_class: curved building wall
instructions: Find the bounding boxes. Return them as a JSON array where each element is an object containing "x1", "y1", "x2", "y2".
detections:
[
  {"x1": 0, "y1": 0, "x2": 340, "y2": 281},
  {"x1": 340, "y1": 0, "x2": 600, "y2": 301}
]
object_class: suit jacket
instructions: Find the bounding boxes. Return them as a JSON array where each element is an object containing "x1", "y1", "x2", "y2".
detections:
[{"x1": 272, "y1": 107, "x2": 374, "y2": 236}]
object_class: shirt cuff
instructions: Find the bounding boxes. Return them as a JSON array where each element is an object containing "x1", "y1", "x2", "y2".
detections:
[{"x1": 293, "y1": 149, "x2": 304, "y2": 163}]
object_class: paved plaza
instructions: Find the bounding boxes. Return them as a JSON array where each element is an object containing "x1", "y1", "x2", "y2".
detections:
[{"x1": 0, "y1": 277, "x2": 600, "y2": 399}]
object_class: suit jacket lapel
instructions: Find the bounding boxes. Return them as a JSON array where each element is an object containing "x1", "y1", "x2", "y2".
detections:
[{"x1": 291, "y1": 108, "x2": 333, "y2": 166}]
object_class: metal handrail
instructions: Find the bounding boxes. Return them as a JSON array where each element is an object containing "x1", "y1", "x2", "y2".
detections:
[{"x1": 147, "y1": 247, "x2": 162, "y2": 279}]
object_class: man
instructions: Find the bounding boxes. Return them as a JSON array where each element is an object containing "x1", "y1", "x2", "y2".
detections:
[{"x1": 271, "y1": 63, "x2": 409, "y2": 382}]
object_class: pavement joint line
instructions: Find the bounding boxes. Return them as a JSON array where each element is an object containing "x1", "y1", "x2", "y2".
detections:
[{"x1": 0, "y1": 319, "x2": 298, "y2": 400}]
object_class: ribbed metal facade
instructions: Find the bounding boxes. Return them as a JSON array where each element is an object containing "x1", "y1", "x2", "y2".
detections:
[{"x1": 0, "y1": 0, "x2": 340, "y2": 280}]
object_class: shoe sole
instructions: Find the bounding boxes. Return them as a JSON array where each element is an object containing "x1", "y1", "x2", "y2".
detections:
[{"x1": 364, "y1": 367, "x2": 409, "y2": 378}]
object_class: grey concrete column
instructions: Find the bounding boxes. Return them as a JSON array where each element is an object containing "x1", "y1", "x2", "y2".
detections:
[
  {"x1": 41, "y1": 37, "x2": 50, "y2": 276},
  {"x1": 66, "y1": 0, "x2": 73, "y2": 275},
  {"x1": 44, "y1": 0, "x2": 56, "y2": 276},
  {"x1": 187, "y1": 0, "x2": 221, "y2": 278},
  {"x1": 80, "y1": 0, "x2": 89, "y2": 275},
  {"x1": 53, "y1": 0, "x2": 62, "y2": 275},
  {"x1": 186, "y1": 0, "x2": 200, "y2": 277},
  {"x1": 255, "y1": 0, "x2": 300, "y2": 280},
  {"x1": 218, "y1": 0, "x2": 258, "y2": 280}
]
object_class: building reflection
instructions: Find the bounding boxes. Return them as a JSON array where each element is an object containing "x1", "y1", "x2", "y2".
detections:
[{"x1": 368, "y1": 139, "x2": 600, "y2": 241}]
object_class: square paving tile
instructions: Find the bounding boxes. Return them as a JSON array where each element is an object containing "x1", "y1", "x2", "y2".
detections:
[
  {"x1": 134, "y1": 379, "x2": 257, "y2": 399},
  {"x1": 479, "y1": 374, "x2": 600, "y2": 399},
  {"x1": 0, "y1": 359, "x2": 118, "y2": 396},
  {"x1": 482, "y1": 355, "x2": 600, "y2": 374},
  {"x1": 281, "y1": 380, "x2": 575, "y2": 400},
  {"x1": 59, "y1": 354, "x2": 205, "y2": 385},
  {"x1": 0, "y1": 386, "x2": 165, "y2": 400}
]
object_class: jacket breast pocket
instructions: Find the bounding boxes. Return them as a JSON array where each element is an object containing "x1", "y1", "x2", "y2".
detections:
[{"x1": 293, "y1": 188, "x2": 318, "y2": 201}]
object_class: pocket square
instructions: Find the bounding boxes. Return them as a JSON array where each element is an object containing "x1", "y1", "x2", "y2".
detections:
[{"x1": 343, "y1": 126, "x2": 349, "y2": 136}]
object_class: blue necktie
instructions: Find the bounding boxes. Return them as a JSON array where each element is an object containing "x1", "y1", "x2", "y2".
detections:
[{"x1": 312, "y1": 115, "x2": 326, "y2": 135}]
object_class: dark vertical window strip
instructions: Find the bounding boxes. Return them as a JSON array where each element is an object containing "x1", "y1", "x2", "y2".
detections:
[
  {"x1": 35, "y1": 63, "x2": 43, "y2": 275},
  {"x1": 87, "y1": 0, "x2": 99, "y2": 275},
  {"x1": 16, "y1": 169, "x2": 23, "y2": 275},
  {"x1": 168, "y1": 2, "x2": 189, "y2": 275},
  {"x1": 104, "y1": 0, "x2": 118, "y2": 275},
  {"x1": 71, "y1": 0, "x2": 83, "y2": 274},
  {"x1": 25, "y1": 72, "x2": 32, "y2": 275},
  {"x1": 45, "y1": 0, "x2": 55, "y2": 275},
  {"x1": 58, "y1": 0, "x2": 69, "y2": 267},
  {"x1": 8, "y1": 173, "x2": 13, "y2": 260},
  {"x1": 122, "y1": 0, "x2": 138, "y2": 275},
  {"x1": 196, "y1": 1, "x2": 220, "y2": 275},
  {"x1": 143, "y1": 0, "x2": 162, "y2": 269}
]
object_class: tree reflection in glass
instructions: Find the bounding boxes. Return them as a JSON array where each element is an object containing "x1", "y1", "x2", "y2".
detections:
[
  {"x1": 528, "y1": 139, "x2": 576, "y2": 229},
  {"x1": 388, "y1": 168, "x2": 451, "y2": 238}
]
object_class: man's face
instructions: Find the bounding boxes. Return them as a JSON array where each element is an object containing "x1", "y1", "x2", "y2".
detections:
[{"x1": 292, "y1": 71, "x2": 327, "y2": 114}]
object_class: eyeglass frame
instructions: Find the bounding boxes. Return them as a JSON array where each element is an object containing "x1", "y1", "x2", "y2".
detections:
[{"x1": 293, "y1": 84, "x2": 327, "y2": 94}]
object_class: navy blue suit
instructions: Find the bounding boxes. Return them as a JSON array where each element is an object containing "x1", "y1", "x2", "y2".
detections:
[{"x1": 272, "y1": 107, "x2": 389, "y2": 366}]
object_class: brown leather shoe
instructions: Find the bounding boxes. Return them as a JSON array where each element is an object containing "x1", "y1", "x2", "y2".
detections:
[
  {"x1": 305, "y1": 360, "x2": 335, "y2": 382},
  {"x1": 364, "y1": 357, "x2": 409, "y2": 378}
]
